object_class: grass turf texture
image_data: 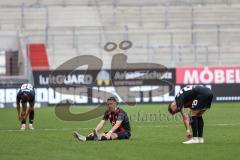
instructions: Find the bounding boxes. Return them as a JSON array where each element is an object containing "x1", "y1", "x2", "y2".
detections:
[{"x1": 0, "y1": 103, "x2": 239, "y2": 160}]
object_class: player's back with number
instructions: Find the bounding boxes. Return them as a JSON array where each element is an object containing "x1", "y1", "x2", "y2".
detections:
[
  {"x1": 19, "y1": 83, "x2": 35, "y2": 95},
  {"x1": 176, "y1": 85, "x2": 213, "y2": 110},
  {"x1": 17, "y1": 83, "x2": 35, "y2": 103}
]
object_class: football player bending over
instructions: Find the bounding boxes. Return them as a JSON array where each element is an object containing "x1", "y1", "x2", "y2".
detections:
[
  {"x1": 168, "y1": 85, "x2": 213, "y2": 144},
  {"x1": 16, "y1": 83, "x2": 35, "y2": 130},
  {"x1": 73, "y1": 97, "x2": 131, "y2": 141}
]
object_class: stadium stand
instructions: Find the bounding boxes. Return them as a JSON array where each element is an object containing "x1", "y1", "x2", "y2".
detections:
[
  {"x1": 0, "y1": 50, "x2": 6, "y2": 74},
  {"x1": 0, "y1": 0, "x2": 240, "y2": 72}
]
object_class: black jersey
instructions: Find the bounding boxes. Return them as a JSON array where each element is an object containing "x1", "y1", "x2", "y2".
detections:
[
  {"x1": 175, "y1": 85, "x2": 213, "y2": 111},
  {"x1": 103, "y1": 107, "x2": 131, "y2": 134},
  {"x1": 17, "y1": 83, "x2": 35, "y2": 104}
]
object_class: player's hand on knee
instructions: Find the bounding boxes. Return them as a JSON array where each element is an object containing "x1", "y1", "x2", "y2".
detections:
[{"x1": 105, "y1": 132, "x2": 112, "y2": 139}]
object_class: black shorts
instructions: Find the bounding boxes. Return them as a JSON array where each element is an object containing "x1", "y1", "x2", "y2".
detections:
[
  {"x1": 115, "y1": 131, "x2": 131, "y2": 140},
  {"x1": 21, "y1": 96, "x2": 35, "y2": 104},
  {"x1": 191, "y1": 93, "x2": 213, "y2": 110}
]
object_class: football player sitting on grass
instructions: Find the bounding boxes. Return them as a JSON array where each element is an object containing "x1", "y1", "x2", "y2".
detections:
[{"x1": 73, "y1": 97, "x2": 131, "y2": 141}]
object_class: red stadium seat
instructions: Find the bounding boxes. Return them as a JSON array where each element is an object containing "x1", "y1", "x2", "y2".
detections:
[{"x1": 28, "y1": 43, "x2": 49, "y2": 70}]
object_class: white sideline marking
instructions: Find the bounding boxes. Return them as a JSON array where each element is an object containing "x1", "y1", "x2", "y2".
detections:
[
  {"x1": 136, "y1": 123, "x2": 240, "y2": 128},
  {"x1": 0, "y1": 123, "x2": 240, "y2": 132}
]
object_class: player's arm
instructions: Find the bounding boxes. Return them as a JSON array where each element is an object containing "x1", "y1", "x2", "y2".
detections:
[
  {"x1": 106, "y1": 112, "x2": 125, "y2": 139},
  {"x1": 86, "y1": 120, "x2": 106, "y2": 137},
  {"x1": 105, "y1": 120, "x2": 123, "y2": 139},
  {"x1": 25, "y1": 107, "x2": 32, "y2": 120},
  {"x1": 25, "y1": 101, "x2": 34, "y2": 119},
  {"x1": 94, "y1": 119, "x2": 106, "y2": 132},
  {"x1": 17, "y1": 103, "x2": 21, "y2": 120},
  {"x1": 87, "y1": 120, "x2": 106, "y2": 136},
  {"x1": 16, "y1": 96, "x2": 21, "y2": 121},
  {"x1": 108, "y1": 120, "x2": 122, "y2": 133},
  {"x1": 93, "y1": 111, "x2": 108, "y2": 133},
  {"x1": 181, "y1": 111, "x2": 190, "y2": 130},
  {"x1": 180, "y1": 110, "x2": 192, "y2": 138}
]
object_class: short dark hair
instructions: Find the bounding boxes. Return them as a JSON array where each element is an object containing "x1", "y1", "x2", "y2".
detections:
[
  {"x1": 168, "y1": 103, "x2": 174, "y2": 115},
  {"x1": 107, "y1": 96, "x2": 118, "y2": 103}
]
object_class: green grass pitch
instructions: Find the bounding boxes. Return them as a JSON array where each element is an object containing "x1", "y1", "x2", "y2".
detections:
[{"x1": 0, "y1": 103, "x2": 240, "y2": 160}]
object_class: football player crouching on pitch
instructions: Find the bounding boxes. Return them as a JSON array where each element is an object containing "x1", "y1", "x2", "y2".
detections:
[
  {"x1": 73, "y1": 97, "x2": 131, "y2": 141},
  {"x1": 16, "y1": 83, "x2": 35, "y2": 130},
  {"x1": 168, "y1": 85, "x2": 213, "y2": 144}
]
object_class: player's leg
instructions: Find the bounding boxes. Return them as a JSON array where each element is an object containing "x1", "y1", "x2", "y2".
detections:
[
  {"x1": 183, "y1": 110, "x2": 202, "y2": 144},
  {"x1": 85, "y1": 131, "x2": 106, "y2": 141},
  {"x1": 73, "y1": 131, "x2": 121, "y2": 141},
  {"x1": 20, "y1": 102, "x2": 27, "y2": 130},
  {"x1": 73, "y1": 131, "x2": 88, "y2": 141},
  {"x1": 182, "y1": 110, "x2": 201, "y2": 144},
  {"x1": 185, "y1": 94, "x2": 211, "y2": 143},
  {"x1": 196, "y1": 110, "x2": 205, "y2": 143},
  {"x1": 73, "y1": 130, "x2": 130, "y2": 141},
  {"x1": 194, "y1": 93, "x2": 213, "y2": 143},
  {"x1": 190, "y1": 110, "x2": 205, "y2": 133},
  {"x1": 183, "y1": 96, "x2": 204, "y2": 144},
  {"x1": 28, "y1": 102, "x2": 35, "y2": 129},
  {"x1": 110, "y1": 133, "x2": 118, "y2": 140},
  {"x1": 98, "y1": 132, "x2": 118, "y2": 140},
  {"x1": 184, "y1": 109, "x2": 206, "y2": 144},
  {"x1": 112, "y1": 131, "x2": 130, "y2": 140},
  {"x1": 97, "y1": 131, "x2": 131, "y2": 140},
  {"x1": 73, "y1": 130, "x2": 106, "y2": 141},
  {"x1": 99, "y1": 131, "x2": 131, "y2": 140}
]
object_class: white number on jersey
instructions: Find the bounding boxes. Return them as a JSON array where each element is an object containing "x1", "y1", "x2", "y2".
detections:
[
  {"x1": 177, "y1": 85, "x2": 193, "y2": 97},
  {"x1": 192, "y1": 100, "x2": 198, "y2": 108},
  {"x1": 20, "y1": 83, "x2": 33, "y2": 91}
]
